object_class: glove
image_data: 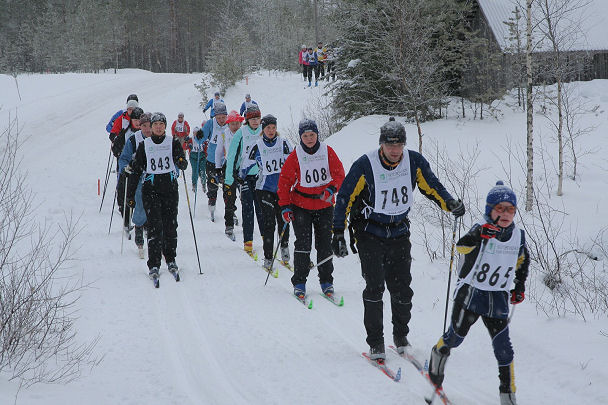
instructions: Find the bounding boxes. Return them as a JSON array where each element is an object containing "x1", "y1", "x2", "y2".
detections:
[
  {"x1": 124, "y1": 164, "x2": 133, "y2": 174},
  {"x1": 331, "y1": 231, "x2": 349, "y2": 258},
  {"x1": 195, "y1": 130, "x2": 204, "y2": 140},
  {"x1": 321, "y1": 186, "x2": 336, "y2": 203},
  {"x1": 480, "y1": 223, "x2": 501, "y2": 240},
  {"x1": 127, "y1": 199, "x2": 136, "y2": 208},
  {"x1": 176, "y1": 157, "x2": 187, "y2": 170},
  {"x1": 510, "y1": 281, "x2": 525, "y2": 304},
  {"x1": 281, "y1": 207, "x2": 294, "y2": 223},
  {"x1": 447, "y1": 199, "x2": 465, "y2": 217}
]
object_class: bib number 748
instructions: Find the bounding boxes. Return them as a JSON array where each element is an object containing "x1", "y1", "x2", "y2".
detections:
[{"x1": 380, "y1": 186, "x2": 408, "y2": 209}]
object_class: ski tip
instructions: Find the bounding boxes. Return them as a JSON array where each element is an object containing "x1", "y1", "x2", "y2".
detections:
[
  {"x1": 395, "y1": 367, "x2": 402, "y2": 382},
  {"x1": 338, "y1": 296, "x2": 344, "y2": 306},
  {"x1": 307, "y1": 299, "x2": 313, "y2": 309}
]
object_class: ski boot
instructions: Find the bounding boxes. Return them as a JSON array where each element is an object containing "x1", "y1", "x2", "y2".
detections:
[
  {"x1": 280, "y1": 246, "x2": 290, "y2": 263},
  {"x1": 225, "y1": 226, "x2": 236, "y2": 241},
  {"x1": 499, "y1": 364, "x2": 517, "y2": 404},
  {"x1": 500, "y1": 392, "x2": 518, "y2": 405},
  {"x1": 393, "y1": 335, "x2": 410, "y2": 354},
  {"x1": 307, "y1": 81, "x2": 311, "y2": 87},
  {"x1": 428, "y1": 341, "x2": 451, "y2": 388},
  {"x1": 315, "y1": 81, "x2": 318, "y2": 87},
  {"x1": 320, "y1": 282, "x2": 334, "y2": 297},
  {"x1": 148, "y1": 267, "x2": 159, "y2": 279},
  {"x1": 209, "y1": 204, "x2": 216, "y2": 222},
  {"x1": 233, "y1": 213, "x2": 239, "y2": 226},
  {"x1": 167, "y1": 262, "x2": 180, "y2": 281},
  {"x1": 369, "y1": 343, "x2": 386, "y2": 361},
  {"x1": 263, "y1": 258, "x2": 273, "y2": 273},
  {"x1": 293, "y1": 283, "x2": 306, "y2": 299}
]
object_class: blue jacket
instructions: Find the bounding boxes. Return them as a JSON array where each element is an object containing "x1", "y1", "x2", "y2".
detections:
[
  {"x1": 304, "y1": 52, "x2": 317, "y2": 66},
  {"x1": 246, "y1": 135, "x2": 291, "y2": 192},
  {"x1": 118, "y1": 129, "x2": 140, "y2": 174},
  {"x1": 106, "y1": 109, "x2": 123, "y2": 133},
  {"x1": 202, "y1": 118, "x2": 227, "y2": 165},
  {"x1": 203, "y1": 98, "x2": 224, "y2": 118},
  {"x1": 333, "y1": 149, "x2": 454, "y2": 239},
  {"x1": 240, "y1": 100, "x2": 258, "y2": 116}
]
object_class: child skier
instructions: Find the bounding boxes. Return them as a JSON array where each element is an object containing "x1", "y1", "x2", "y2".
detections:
[
  {"x1": 224, "y1": 105, "x2": 265, "y2": 256},
  {"x1": 189, "y1": 124, "x2": 207, "y2": 194},
  {"x1": 427, "y1": 181, "x2": 529, "y2": 405},
  {"x1": 246, "y1": 114, "x2": 292, "y2": 272},
  {"x1": 277, "y1": 118, "x2": 345, "y2": 299},
  {"x1": 217, "y1": 110, "x2": 244, "y2": 240},
  {"x1": 126, "y1": 112, "x2": 188, "y2": 283}
]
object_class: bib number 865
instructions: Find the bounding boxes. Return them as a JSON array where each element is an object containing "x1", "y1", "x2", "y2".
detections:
[{"x1": 476, "y1": 264, "x2": 513, "y2": 289}]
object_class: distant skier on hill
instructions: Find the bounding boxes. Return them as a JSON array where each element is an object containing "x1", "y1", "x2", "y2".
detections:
[
  {"x1": 331, "y1": 118, "x2": 465, "y2": 361},
  {"x1": 298, "y1": 45, "x2": 308, "y2": 81},
  {"x1": 239, "y1": 94, "x2": 258, "y2": 117},
  {"x1": 426, "y1": 181, "x2": 528, "y2": 405},
  {"x1": 126, "y1": 112, "x2": 188, "y2": 284},
  {"x1": 245, "y1": 114, "x2": 292, "y2": 272},
  {"x1": 189, "y1": 123, "x2": 207, "y2": 194},
  {"x1": 203, "y1": 92, "x2": 224, "y2": 118},
  {"x1": 303, "y1": 47, "x2": 317, "y2": 87},
  {"x1": 217, "y1": 110, "x2": 244, "y2": 240},
  {"x1": 171, "y1": 112, "x2": 191, "y2": 151},
  {"x1": 277, "y1": 118, "x2": 345, "y2": 301},
  {"x1": 119, "y1": 112, "x2": 152, "y2": 254}
]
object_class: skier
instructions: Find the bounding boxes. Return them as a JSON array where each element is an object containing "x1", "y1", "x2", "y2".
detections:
[
  {"x1": 325, "y1": 47, "x2": 336, "y2": 81},
  {"x1": 427, "y1": 181, "x2": 528, "y2": 405},
  {"x1": 314, "y1": 41, "x2": 327, "y2": 83},
  {"x1": 126, "y1": 112, "x2": 188, "y2": 282},
  {"x1": 298, "y1": 45, "x2": 308, "y2": 81},
  {"x1": 203, "y1": 91, "x2": 224, "y2": 118},
  {"x1": 110, "y1": 98, "x2": 139, "y2": 149},
  {"x1": 224, "y1": 104, "x2": 265, "y2": 256},
  {"x1": 239, "y1": 94, "x2": 259, "y2": 117},
  {"x1": 246, "y1": 114, "x2": 292, "y2": 272},
  {"x1": 277, "y1": 118, "x2": 345, "y2": 299},
  {"x1": 201, "y1": 102, "x2": 228, "y2": 220},
  {"x1": 331, "y1": 118, "x2": 465, "y2": 360},
  {"x1": 119, "y1": 112, "x2": 152, "y2": 253},
  {"x1": 216, "y1": 110, "x2": 244, "y2": 239},
  {"x1": 106, "y1": 94, "x2": 138, "y2": 134},
  {"x1": 114, "y1": 107, "x2": 143, "y2": 223},
  {"x1": 189, "y1": 123, "x2": 207, "y2": 194},
  {"x1": 303, "y1": 47, "x2": 317, "y2": 87},
  {"x1": 171, "y1": 112, "x2": 191, "y2": 151}
]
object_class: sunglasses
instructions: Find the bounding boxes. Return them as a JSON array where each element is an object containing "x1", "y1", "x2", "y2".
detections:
[{"x1": 493, "y1": 204, "x2": 516, "y2": 214}]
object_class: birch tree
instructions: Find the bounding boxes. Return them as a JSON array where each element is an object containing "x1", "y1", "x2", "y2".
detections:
[{"x1": 525, "y1": 0, "x2": 534, "y2": 211}]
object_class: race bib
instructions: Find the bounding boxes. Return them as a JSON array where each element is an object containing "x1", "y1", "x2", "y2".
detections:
[
  {"x1": 240, "y1": 126, "x2": 262, "y2": 170},
  {"x1": 367, "y1": 149, "x2": 413, "y2": 216},
  {"x1": 175, "y1": 122, "x2": 185, "y2": 132},
  {"x1": 258, "y1": 138, "x2": 285, "y2": 175},
  {"x1": 144, "y1": 136, "x2": 176, "y2": 175},
  {"x1": 296, "y1": 143, "x2": 332, "y2": 188}
]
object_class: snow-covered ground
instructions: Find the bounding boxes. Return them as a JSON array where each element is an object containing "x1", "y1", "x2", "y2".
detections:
[{"x1": 0, "y1": 70, "x2": 607, "y2": 404}]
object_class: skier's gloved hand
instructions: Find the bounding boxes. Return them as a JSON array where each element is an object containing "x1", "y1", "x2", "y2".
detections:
[
  {"x1": 447, "y1": 199, "x2": 465, "y2": 217},
  {"x1": 480, "y1": 223, "x2": 501, "y2": 240},
  {"x1": 176, "y1": 157, "x2": 188, "y2": 170},
  {"x1": 281, "y1": 207, "x2": 294, "y2": 223},
  {"x1": 195, "y1": 130, "x2": 204, "y2": 140},
  {"x1": 321, "y1": 185, "x2": 337, "y2": 203},
  {"x1": 127, "y1": 199, "x2": 136, "y2": 209},
  {"x1": 124, "y1": 164, "x2": 133, "y2": 174},
  {"x1": 510, "y1": 280, "x2": 525, "y2": 304},
  {"x1": 331, "y1": 231, "x2": 349, "y2": 258}
]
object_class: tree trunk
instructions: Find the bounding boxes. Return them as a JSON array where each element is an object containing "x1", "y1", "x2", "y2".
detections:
[
  {"x1": 525, "y1": 0, "x2": 534, "y2": 211},
  {"x1": 415, "y1": 111, "x2": 423, "y2": 154},
  {"x1": 461, "y1": 97, "x2": 465, "y2": 118},
  {"x1": 557, "y1": 78, "x2": 563, "y2": 196},
  {"x1": 314, "y1": 0, "x2": 319, "y2": 43}
]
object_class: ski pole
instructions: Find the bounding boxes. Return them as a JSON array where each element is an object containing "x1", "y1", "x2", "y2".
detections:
[
  {"x1": 264, "y1": 222, "x2": 288, "y2": 286},
  {"x1": 508, "y1": 304, "x2": 517, "y2": 324},
  {"x1": 442, "y1": 217, "x2": 460, "y2": 334},
  {"x1": 309, "y1": 254, "x2": 334, "y2": 270},
  {"x1": 194, "y1": 150, "x2": 200, "y2": 218},
  {"x1": 108, "y1": 185, "x2": 117, "y2": 234},
  {"x1": 121, "y1": 174, "x2": 129, "y2": 254},
  {"x1": 99, "y1": 149, "x2": 114, "y2": 212},
  {"x1": 182, "y1": 170, "x2": 203, "y2": 275}
]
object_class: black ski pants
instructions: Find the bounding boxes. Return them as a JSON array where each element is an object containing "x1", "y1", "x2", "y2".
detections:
[
  {"x1": 257, "y1": 190, "x2": 290, "y2": 260},
  {"x1": 314, "y1": 62, "x2": 324, "y2": 81},
  {"x1": 356, "y1": 230, "x2": 413, "y2": 348},
  {"x1": 117, "y1": 171, "x2": 126, "y2": 216},
  {"x1": 291, "y1": 205, "x2": 333, "y2": 287},
  {"x1": 223, "y1": 182, "x2": 238, "y2": 228},
  {"x1": 206, "y1": 161, "x2": 222, "y2": 205},
  {"x1": 142, "y1": 180, "x2": 179, "y2": 269}
]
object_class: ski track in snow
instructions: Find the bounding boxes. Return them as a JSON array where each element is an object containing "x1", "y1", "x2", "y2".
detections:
[{"x1": 0, "y1": 70, "x2": 607, "y2": 404}]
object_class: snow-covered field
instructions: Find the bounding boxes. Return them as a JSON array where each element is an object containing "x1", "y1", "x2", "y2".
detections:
[{"x1": 0, "y1": 70, "x2": 607, "y2": 404}]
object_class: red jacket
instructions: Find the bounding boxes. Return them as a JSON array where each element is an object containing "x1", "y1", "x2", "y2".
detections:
[
  {"x1": 278, "y1": 143, "x2": 345, "y2": 210},
  {"x1": 111, "y1": 111, "x2": 131, "y2": 136},
  {"x1": 299, "y1": 50, "x2": 307, "y2": 65},
  {"x1": 171, "y1": 120, "x2": 191, "y2": 150}
]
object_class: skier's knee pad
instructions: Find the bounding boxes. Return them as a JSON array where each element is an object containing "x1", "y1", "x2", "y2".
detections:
[{"x1": 492, "y1": 327, "x2": 514, "y2": 365}]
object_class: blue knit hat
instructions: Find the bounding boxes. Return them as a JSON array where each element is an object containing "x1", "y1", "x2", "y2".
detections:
[
  {"x1": 485, "y1": 181, "x2": 517, "y2": 216},
  {"x1": 298, "y1": 118, "x2": 318, "y2": 137}
]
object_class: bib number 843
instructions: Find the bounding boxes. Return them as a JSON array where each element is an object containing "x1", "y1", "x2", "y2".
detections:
[{"x1": 150, "y1": 156, "x2": 170, "y2": 171}]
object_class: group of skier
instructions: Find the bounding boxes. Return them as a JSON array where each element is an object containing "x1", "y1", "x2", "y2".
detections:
[
  {"x1": 298, "y1": 41, "x2": 336, "y2": 87},
  {"x1": 104, "y1": 93, "x2": 527, "y2": 405}
]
